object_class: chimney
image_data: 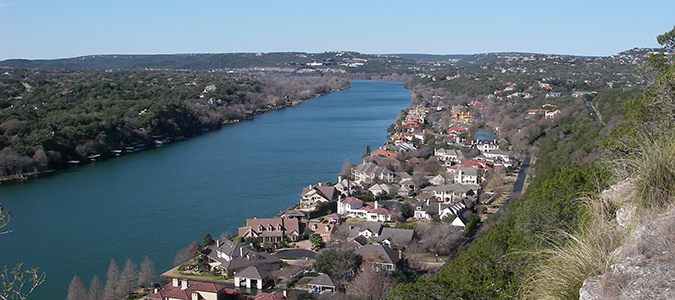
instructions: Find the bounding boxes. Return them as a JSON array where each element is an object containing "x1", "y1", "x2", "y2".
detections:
[
  {"x1": 398, "y1": 250, "x2": 402, "y2": 260},
  {"x1": 181, "y1": 279, "x2": 188, "y2": 290},
  {"x1": 426, "y1": 199, "x2": 429, "y2": 206},
  {"x1": 216, "y1": 239, "x2": 220, "y2": 247},
  {"x1": 172, "y1": 278, "x2": 179, "y2": 287},
  {"x1": 375, "y1": 201, "x2": 378, "y2": 209},
  {"x1": 283, "y1": 290, "x2": 288, "y2": 297},
  {"x1": 240, "y1": 246, "x2": 244, "y2": 257}
]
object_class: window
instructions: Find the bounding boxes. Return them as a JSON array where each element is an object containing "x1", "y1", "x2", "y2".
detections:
[
  {"x1": 277, "y1": 225, "x2": 282, "y2": 232},
  {"x1": 268, "y1": 225, "x2": 273, "y2": 232},
  {"x1": 312, "y1": 224, "x2": 317, "y2": 230},
  {"x1": 325, "y1": 226, "x2": 330, "y2": 232},
  {"x1": 258, "y1": 225, "x2": 264, "y2": 232}
]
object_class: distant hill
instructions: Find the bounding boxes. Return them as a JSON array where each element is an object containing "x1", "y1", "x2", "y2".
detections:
[
  {"x1": 0, "y1": 51, "x2": 419, "y2": 74},
  {"x1": 2, "y1": 49, "x2": 657, "y2": 74},
  {"x1": 395, "y1": 52, "x2": 542, "y2": 67}
]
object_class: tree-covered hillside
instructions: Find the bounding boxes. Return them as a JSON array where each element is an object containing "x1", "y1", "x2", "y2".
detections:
[{"x1": 0, "y1": 68, "x2": 349, "y2": 178}]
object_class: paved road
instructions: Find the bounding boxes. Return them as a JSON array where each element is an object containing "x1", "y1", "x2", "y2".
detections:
[{"x1": 510, "y1": 152, "x2": 531, "y2": 198}]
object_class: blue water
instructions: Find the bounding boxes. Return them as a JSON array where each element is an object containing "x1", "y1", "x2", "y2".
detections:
[
  {"x1": 0, "y1": 80, "x2": 410, "y2": 299},
  {"x1": 475, "y1": 129, "x2": 497, "y2": 141}
]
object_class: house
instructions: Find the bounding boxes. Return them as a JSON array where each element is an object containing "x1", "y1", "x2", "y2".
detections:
[
  {"x1": 368, "y1": 183, "x2": 396, "y2": 197},
  {"x1": 238, "y1": 218, "x2": 302, "y2": 243},
  {"x1": 371, "y1": 148, "x2": 396, "y2": 158},
  {"x1": 252, "y1": 291, "x2": 286, "y2": 300},
  {"x1": 203, "y1": 240, "x2": 281, "y2": 277},
  {"x1": 475, "y1": 140, "x2": 499, "y2": 153},
  {"x1": 355, "y1": 244, "x2": 401, "y2": 271},
  {"x1": 545, "y1": 109, "x2": 561, "y2": 119},
  {"x1": 233, "y1": 266, "x2": 270, "y2": 289},
  {"x1": 434, "y1": 148, "x2": 464, "y2": 166},
  {"x1": 344, "y1": 222, "x2": 384, "y2": 239},
  {"x1": 396, "y1": 185, "x2": 413, "y2": 197},
  {"x1": 352, "y1": 163, "x2": 396, "y2": 184},
  {"x1": 298, "y1": 183, "x2": 337, "y2": 211},
  {"x1": 450, "y1": 167, "x2": 479, "y2": 185},
  {"x1": 280, "y1": 210, "x2": 306, "y2": 220},
  {"x1": 307, "y1": 274, "x2": 336, "y2": 294},
  {"x1": 483, "y1": 149, "x2": 511, "y2": 164},
  {"x1": 306, "y1": 220, "x2": 336, "y2": 242},
  {"x1": 375, "y1": 227, "x2": 415, "y2": 248},
  {"x1": 545, "y1": 92, "x2": 562, "y2": 98},
  {"x1": 343, "y1": 222, "x2": 414, "y2": 248},
  {"x1": 334, "y1": 179, "x2": 359, "y2": 197},
  {"x1": 414, "y1": 199, "x2": 447, "y2": 219},
  {"x1": 429, "y1": 174, "x2": 447, "y2": 186},
  {"x1": 146, "y1": 278, "x2": 241, "y2": 300},
  {"x1": 324, "y1": 213, "x2": 342, "y2": 223},
  {"x1": 337, "y1": 197, "x2": 393, "y2": 222},
  {"x1": 421, "y1": 184, "x2": 479, "y2": 203}
]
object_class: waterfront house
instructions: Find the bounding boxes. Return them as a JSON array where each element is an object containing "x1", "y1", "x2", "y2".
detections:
[
  {"x1": 202, "y1": 240, "x2": 281, "y2": 278},
  {"x1": 298, "y1": 183, "x2": 337, "y2": 211},
  {"x1": 371, "y1": 148, "x2": 396, "y2": 158},
  {"x1": 334, "y1": 178, "x2": 359, "y2": 197},
  {"x1": 233, "y1": 266, "x2": 270, "y2": 290},
  {"x1": 352, "y1": 162, "x2": 396, "y2": 185},
  {"x1": 146, "y1": 278, "x2": 241, "y2": 300},
  {"x1": 280, "y1": 210, "x2": 306, "y2": 220},
  {"x1": 238, "y1": 218, "x2": 302, "y2": 243}
]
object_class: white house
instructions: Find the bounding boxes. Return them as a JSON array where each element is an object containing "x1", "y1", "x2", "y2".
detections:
[
  {"x1": 337, "y1": 197, "x2": 393, "y2": 222},
  {"x1": 450, "y1": 167, "x2": 478, "y2": 185},
  {"x1": 475, "y1": 140, "x2": 499, "y2": 153}
]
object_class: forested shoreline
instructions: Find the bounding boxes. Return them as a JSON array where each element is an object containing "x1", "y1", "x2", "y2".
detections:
[{"x1": 0, "y1": 69, "x2": 350, "y2": 180}]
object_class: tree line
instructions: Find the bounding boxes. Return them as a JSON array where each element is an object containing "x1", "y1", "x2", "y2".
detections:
[{"x1": 66, "y1": 257, "x2": 155, "y2": 300}]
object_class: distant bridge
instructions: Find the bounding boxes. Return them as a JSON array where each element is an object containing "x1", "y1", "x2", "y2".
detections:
[{"x1": 290, "y1": 66, "x2": 324, "y2": 77}]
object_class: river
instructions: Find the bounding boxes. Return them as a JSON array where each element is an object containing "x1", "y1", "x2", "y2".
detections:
[{"x1": 0, "y1": 80, "x2": 411, "y2": 299}]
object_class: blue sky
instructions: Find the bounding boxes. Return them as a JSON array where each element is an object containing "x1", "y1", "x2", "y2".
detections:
[{"x1": 0, "y1": 0, "x2": 672, "y2": 60}]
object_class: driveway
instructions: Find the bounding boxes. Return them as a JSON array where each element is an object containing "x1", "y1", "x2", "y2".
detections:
[{"x1": 275, "y1": 249, "x2": 316, "y2": 259}]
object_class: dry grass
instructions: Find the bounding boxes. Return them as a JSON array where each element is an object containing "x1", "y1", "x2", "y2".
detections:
[
  {"x1": 521, "y1": 134, "x2": 675, "y2": 299},
  {"x1": 615, "y1": 133, "x2": 675, "y2": 213},
  {"x1": 520, "y1": 218, "x2": 626, "y2": 300}
]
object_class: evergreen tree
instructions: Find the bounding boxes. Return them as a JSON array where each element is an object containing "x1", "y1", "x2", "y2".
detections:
[
  {"x1": 202, "y1": 233, "x2": 215, "y2": 247},
  {"x1": 118, "y1": 259, "x2": 138, "y2": 297},
  {"x1": 66, "y1": 276, "x2": 87, "y2": 300},
  {"x1": 138, "y1": 256, "x2": 156, "y2": 290},
  {"x1": 87, "y1": 275, "x2": 103, "y2": 300},
  {"x1": 102, "y1": 259, "x2": 120, "y2": 300}
]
